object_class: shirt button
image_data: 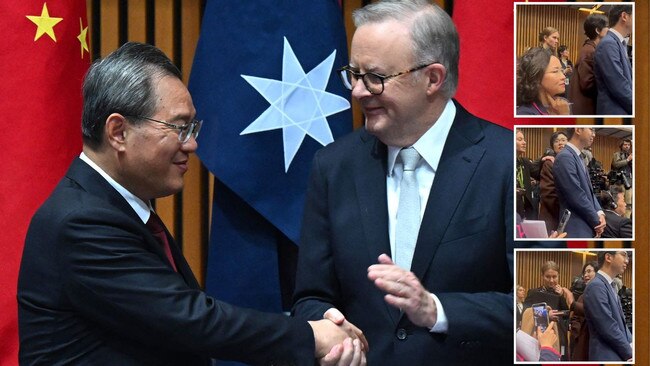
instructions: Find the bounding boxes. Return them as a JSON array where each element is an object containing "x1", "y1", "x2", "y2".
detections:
[{"x1": 396, "y1": 328, "x2": 407, "y2": 340}]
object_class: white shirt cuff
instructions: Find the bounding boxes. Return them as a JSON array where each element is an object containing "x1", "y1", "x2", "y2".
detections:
[
  {"x1": 429, "y1": 293, "x2": 448, "y2": 333},
  {"x1": 598, "y1": 210, "x2": 604, "y2": 216}
]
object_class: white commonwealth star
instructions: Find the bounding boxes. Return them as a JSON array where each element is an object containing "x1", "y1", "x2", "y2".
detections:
[{"x1": 240, "y1": 37, "x2": 350, "y2": 172}]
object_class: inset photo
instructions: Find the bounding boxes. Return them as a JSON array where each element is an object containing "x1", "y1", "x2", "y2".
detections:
[
  {"x1": 515, "y1": 249, "x2": 634, "y2": 363},
  {"x1": 514, "y1": 126, "x2": 633, "y2": 240},
  {"x1": 514, "y1": 3, "x2": 634, "y2": 117}
]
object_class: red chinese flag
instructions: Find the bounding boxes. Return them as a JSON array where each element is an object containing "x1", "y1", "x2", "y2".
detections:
[
  {"x1": 453, "y1": 1, "x2": 586, "y2": 252},
  {"x1": 0, "y1": 2, "x2": 89, "y2": 364}
]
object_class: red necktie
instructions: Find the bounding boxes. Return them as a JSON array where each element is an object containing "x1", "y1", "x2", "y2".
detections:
[{"x1": 146, "y1": 211, "x2": 178, "y2": 272}]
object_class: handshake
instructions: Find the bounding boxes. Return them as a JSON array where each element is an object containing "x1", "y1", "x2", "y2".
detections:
[
  {"x1": 307, "y1": 254, "x2": 440, "y2": 365},
  {"x1": 309, "y1": 308, "x2": 368, "y2": 366}
]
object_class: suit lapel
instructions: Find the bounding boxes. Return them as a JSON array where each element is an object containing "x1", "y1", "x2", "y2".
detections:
[
  {"x1": 410, "y1": 103, "x2": 486, "y2": 281},
  {"x1": 68, "y1": 158, "x2": 199, "y2": 288},
  {"x1": 353, "y1": 130, "x2": 398, "y2": 323}
]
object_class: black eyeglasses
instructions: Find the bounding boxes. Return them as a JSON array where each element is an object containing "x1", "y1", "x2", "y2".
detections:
[
  {"x1": 337, "y1": 62, "x2": 436, "y2": 95},
  {"x1": 128, "y1": 116, "x2": 202, "y2": 144}
]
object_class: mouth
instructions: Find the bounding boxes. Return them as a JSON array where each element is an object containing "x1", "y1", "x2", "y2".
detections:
[
  {"x1": 174, "y1": 160, "x2": 188, "y2": 173},
  {"x1": 362, "y1": 105, "x2": 385, "y2": 116}
]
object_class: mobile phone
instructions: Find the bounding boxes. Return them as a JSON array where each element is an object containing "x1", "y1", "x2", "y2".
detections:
[
  {"x1": 532, "y1": 302, "x2": 549, "y2": 332},
  {"x1": 556, "y1": 209, "x2": 571, "y2": 234}
]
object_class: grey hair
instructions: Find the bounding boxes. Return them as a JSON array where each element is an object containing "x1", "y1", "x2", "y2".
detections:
[
  {"x1": 81, "y1": 42, "x2": 182, "y2": 149},
  {"x1": 352, "y1": 0, "x2": 459, "y2": 98}
]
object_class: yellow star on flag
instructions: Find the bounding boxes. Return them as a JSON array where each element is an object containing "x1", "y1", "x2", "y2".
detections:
[
  {"x1": 77, "y1": 18, "x2": 89, "y2": 58},
  {"x1": 26, "y1": 3, "x2": 63, "y2": 42}
]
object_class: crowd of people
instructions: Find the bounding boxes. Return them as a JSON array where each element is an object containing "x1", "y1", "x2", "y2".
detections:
[
  {"x1": 517, "y1": 252, "x2": 632, "y2": 361},
  {"x1": 516, "y1": 129, "x2": 632, "y2": 239},
  {"x1": 516, "y1": 5, "x2": 633, "y2": 115}
]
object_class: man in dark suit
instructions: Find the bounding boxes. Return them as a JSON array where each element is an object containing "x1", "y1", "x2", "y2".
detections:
[
  {"x1": 583, "y1": 251, "x2": 632, "y2": 361},
  {"x1": 553, "y1": 127, "x2": 605, "y2": 238},
  {"x1": 594, "y1": 5, "x2": 633, "y2": 115},
  {"x1": 17, "y1": 42, "x2": 366, "y2": 366},
  {"x1": 292, "y1": 1, "x2": 550, "y2": 364},
  {"x1": 598, "y1": 188, "x2": 632, "y2": 239}
]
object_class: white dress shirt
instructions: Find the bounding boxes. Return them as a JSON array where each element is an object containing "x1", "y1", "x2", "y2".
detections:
[
  {"x1": 80, "y1": 152, "x2": 152, "y2": 224},
  {"x1": 386, "y1": 99, "x2": 456, "y2": 333}
]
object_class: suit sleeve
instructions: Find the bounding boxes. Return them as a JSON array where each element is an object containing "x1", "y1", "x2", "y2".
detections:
[
  {"x1": 292, "y1": 151, "x2": 340, "y2": 321},
  {"x1": 553, "y1": 154, "x2": 600, "y2": 228},
  {"x1": 583, "y1": 281, "x2": 633, "y2": 360},
  {"x1": 59, "y1": 207, "x2": 315, "y2": 365},
  {"x1": 595, "y1": 41, "x2": 633, "y2": 114},
  {"x1": 620, "y1": 218, "x2": 633, "y2": 238}
]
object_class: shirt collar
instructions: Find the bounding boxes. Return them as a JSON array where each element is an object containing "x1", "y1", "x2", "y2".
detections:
[
  {"x1": 565, "y1": 142, "x2": 582, "y2": 157},
  {"x1": 80, "y1": 152, "x2": 152, "y2": 224},
  {"x1": 608, "y1": 28, "x2": 625, "y2": 43},
  {"x1": 387, "y1": 99, "x2": 456, "y2": 176},
  {"x1": 598, "y1": 269, "x2": 614, "y2": 285}
]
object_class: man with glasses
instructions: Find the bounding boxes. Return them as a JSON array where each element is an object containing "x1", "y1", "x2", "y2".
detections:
[
  {"x1": 583, "y1": 251, "x2": 632, "y2": 361},
  {"x1": 17, "y1": 42, "x2": 366, "y2": 365},
  {"x1": 293, "y1": 1, "x2": 531, "y2": 364}
]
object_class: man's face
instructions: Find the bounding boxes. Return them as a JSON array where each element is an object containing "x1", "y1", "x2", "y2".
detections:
[
  {"x1": 622, "y1": 12, "x2": 633, "y2": 36},
  {"x1": 608, "y1": 252, "x2": 629, "y2": 276},
  {"x1": 615, "y1": 192, "x2": 627, "y2": 216},
  {"x1": 121, "y1": 75, "x2": 198, "y2": 201},
  {"x1": 575, "y1": 128, "x2": 594, "y2": 148},
  {"x1": 516, "y1": 131, "x2": 526, "y2": 154},
  {"x1": 349, "y1": 20, "x2": 432, "y2": 146},
  {"x1": 621, "y1": 141, "x2": 631, "y2": 152}
]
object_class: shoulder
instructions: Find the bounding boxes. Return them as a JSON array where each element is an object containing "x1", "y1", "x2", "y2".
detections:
[{"x1": 516, "y1": 104, "x2": 540, "y2": 115}]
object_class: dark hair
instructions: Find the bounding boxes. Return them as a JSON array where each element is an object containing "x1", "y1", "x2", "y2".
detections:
[
  {"x1": 81, "y1": 42, "x2": 182, "y2": 149},
  {"x1": 619, "y1": 138, "x2": 632, "y2": 149},
  {"x1": 558, "y1": 45, "x2": 568, "y2": 54},
  {"x1": 608, "y1": 5, "x2": 633, "y2": 28},
  {"x1": 549, "y1": 131, "x2": 568, "y2": 151},
  {"x1": 584, "y1": 14, "x2": 608, "y2": 40},
  {"x1": 582, "y1": 261, "x2": 599, "y2": 275},
  {"x1": 517, "y1": 47, "x2": 552, "y2": 105},
  {"x1": 598, "y1": 189, "x2": 618, "y2": 210},
  {"x1": 597, "y1": 251, "x2": 617, "y2": 268}
]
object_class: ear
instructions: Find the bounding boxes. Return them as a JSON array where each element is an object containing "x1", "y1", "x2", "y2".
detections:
[
  {"x1": 424, "y1": 63, "x2": 447, "y2": 96},
  {"x1": 105, "y1": 113, "x2": 128, "y2": 152}
]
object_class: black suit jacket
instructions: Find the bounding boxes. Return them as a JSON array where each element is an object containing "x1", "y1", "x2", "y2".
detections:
[
  {"x1": 18, "y1": 158, "x2": 314, "y2": 365},
  {"x1": 293, "y1": 101, "x2": 533, "y2": 365},
  {"x1": 602, "y1": 210, "x2": 632, "y2": 239}
]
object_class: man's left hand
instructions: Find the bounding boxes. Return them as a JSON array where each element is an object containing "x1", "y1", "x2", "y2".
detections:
[{"x1": 367, "y1": 254, "x2": 436, "y2": 328}]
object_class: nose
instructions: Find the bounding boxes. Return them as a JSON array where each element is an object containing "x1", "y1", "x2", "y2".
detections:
[
  {"x1": 181, "y1": 136, "x2": 198, "y2": 153},
  {"x1": 351, "y1": 78, "x2": 371, "y2": 101}
]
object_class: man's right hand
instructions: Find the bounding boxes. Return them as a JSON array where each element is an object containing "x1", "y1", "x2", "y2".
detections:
[
  {"x1": 308, "y1": 318, "x2": 367, "y2": 360},
  {"x1": 323, "y1": 308, "x2": 368, "y2": 352}
]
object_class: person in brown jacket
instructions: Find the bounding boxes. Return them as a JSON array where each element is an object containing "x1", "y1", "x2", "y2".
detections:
[
  {"x1": 538, "y1": 131, "x2": 568, "y2": 233},
  {"x1": 569, "y1": 14, "x2": 608, "y2": 115},
  {"x1": 570, "y1": 261, "x2": 598, "y2": 361}
]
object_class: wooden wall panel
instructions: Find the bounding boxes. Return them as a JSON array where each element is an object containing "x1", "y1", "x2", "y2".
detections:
[{"x1": 516, "y1": 5, "x2": 585, "y2": 60}]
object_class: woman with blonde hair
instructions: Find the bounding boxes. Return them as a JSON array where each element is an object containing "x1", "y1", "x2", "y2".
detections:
[{"x1": 539, "y1": 26, "x2": 560, "y2": 56}]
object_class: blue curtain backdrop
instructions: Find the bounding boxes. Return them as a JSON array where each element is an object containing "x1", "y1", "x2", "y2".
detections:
[{"x1": 189, "y1": 1, "x2": 351, "y2": 363}]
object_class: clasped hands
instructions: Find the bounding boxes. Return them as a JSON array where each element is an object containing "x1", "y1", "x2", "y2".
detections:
[{"x1": 314, "y1": 254, "x2": 437, "y2": 365}]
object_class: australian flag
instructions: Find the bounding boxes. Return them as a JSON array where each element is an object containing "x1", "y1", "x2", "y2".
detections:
[{"x1": 188, "y1": 0, "x2": 351, "y2": 354}]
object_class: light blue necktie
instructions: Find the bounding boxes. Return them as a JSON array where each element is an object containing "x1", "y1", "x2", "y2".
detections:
[{"x1": 394, "y1": 147, "x2": 422, "y2": 270}]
